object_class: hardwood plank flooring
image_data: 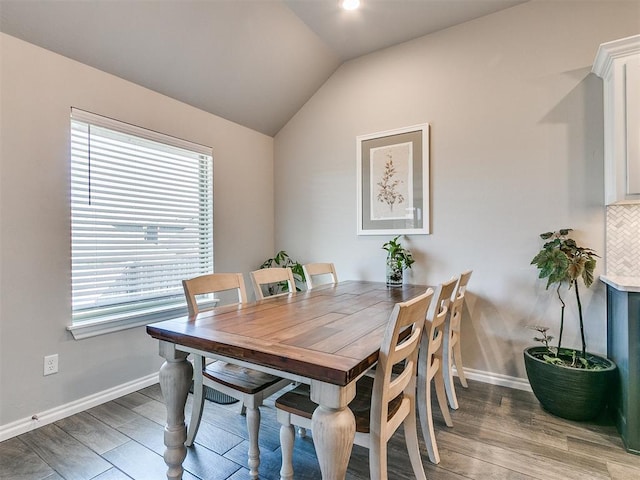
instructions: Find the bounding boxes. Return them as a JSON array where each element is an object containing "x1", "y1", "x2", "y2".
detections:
[
  {"x1": 18, "y1": 424, "x2": 112, "y2": 480},
  {"x1": 1, "y1": 379, "x2": 639, "y2": 480}
]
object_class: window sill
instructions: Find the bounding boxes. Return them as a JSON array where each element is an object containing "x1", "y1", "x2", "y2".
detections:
[
  {"x1": 67, "y1": 306, "x2": 189, "y2": 340},
  {"x1": 67, "y1": 299, "x2": 220, "y2": 340}
]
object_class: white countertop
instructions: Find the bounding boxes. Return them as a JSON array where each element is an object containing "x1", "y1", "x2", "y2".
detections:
[{"x1": 600, "y1": 275, "x2": 640, "y2": 293}]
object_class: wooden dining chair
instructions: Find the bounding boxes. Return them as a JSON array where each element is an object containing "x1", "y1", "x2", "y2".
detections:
[
  {"x1": 443, "y1": 270, "x2": 473, "y2": 410},
  {"x1": 182, "y1": 273, "x2": 291, "y2": 478},
  {"x1": 250, "y1": 267, "x2": 296, "y2": 300},
  {"x1": 302, "y1": 262, "x2": 338, "y2": 290},
  {"x1": 183, "y1": 272, "x2": 248, "y2": 317},
  {"x1": 417, "y1": 277, "x2": 457, "y2": 464},
  {"x1": 275, "y1": 288, "x2": 434, "y2": 480}
]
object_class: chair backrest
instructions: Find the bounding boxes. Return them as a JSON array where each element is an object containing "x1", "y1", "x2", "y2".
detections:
[
  {"x1": 182, "y1": 273, "x2": 248, "y2": 317},
  {"x1": 302, "y1": 263, "x2": 338, "y2": 290},
  {"x1": 250, "y1": 267, "x2": 296, "y2": 300},
  {"x1": 449, "y1": 270, "x2": 473, "y2": 334},
  {"x1": 423, "y1": 278, "x2": 458, "y2": 362},
  {"x1": 370, "y1": 288, "x2": 434, "y2": 440}
]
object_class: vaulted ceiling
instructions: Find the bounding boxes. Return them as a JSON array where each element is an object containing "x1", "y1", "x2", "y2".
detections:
[{"x1": 0, "y1": 0, "x2": 527, "y2": 136}]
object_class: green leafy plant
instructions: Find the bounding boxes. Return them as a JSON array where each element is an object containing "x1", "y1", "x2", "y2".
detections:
[
  {"x1": 382, "y1": 235, "x2": 415, "y2": 270},
  {"x1": 259, "y1": 250, "x2": 305, "y2": 294},
  {"x1": 529, "y1": 325, "x2": 555, "y2": 352},
  {"x1": 530, "y1": 229, "x2": 599, "y2": 368},
  {"x1": 382, "y1": 236, "x2": 415, "y2": 285}
]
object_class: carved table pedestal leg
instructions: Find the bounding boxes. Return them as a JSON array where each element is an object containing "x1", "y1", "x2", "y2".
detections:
[
  {"x1": 310, "y1": 380, "x2": 356, "y2": 480},
  {"x1": 158, "y1": 341, "x2": 192, "y2": 480}
]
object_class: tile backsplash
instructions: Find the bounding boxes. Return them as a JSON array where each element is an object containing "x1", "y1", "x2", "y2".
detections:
[{"x1": 606, "y1": 203, "x2": 640, "y2": 276}]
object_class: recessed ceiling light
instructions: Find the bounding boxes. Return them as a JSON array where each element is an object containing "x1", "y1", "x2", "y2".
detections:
[{"x1": 341, "y1": 0, "x2": 360, "y2": 11}]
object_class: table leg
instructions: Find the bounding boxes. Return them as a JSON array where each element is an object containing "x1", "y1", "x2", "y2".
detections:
[
  {"x1": 158, "y1": 341, "x2": 193, "y2": 480},
  {"x1": 310, "y1": 381, "x2": 356, "y2": 480}
]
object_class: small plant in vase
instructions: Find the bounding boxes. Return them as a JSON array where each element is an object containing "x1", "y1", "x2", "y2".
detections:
[{"x1": 382, "y1": 235, "x2": 415, "y2": 287}]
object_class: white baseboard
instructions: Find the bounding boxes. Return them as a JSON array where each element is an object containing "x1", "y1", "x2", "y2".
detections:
[
  {"x1": 0, "y1": 372, "x2": 159, "y2": 442},
  {"x1": 454, "y1": 366, "x2": 532, "y2": 392},
  {"x1": 0, "y1": 367, "x2": 531, "y2": 443}
]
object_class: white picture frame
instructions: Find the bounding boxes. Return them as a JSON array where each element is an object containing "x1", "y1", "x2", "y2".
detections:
[{"x1": 356, "y1": 124, "x2": 430, "y2": 235}]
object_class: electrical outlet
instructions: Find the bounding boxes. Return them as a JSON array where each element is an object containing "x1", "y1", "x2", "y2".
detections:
[{"x1": 44, "y1": 354, "x2": 58, "y2": 376}]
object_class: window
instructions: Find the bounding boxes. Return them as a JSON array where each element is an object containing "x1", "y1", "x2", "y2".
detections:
[{"x1": 68, "y1": 109, "x2": 213, "y2": 339}]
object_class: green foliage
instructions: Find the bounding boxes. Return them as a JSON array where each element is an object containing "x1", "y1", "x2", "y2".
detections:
[
  {"x1": 532, "y1": 348, "x2": 606, "y2": 370},
  {"x1": 530, "y1": 229, "x2": 599, "y2": 365},
  {"x1": 529, "y1": 325, "x2": 556, "y2": 354},
  {"x1": 531, "y1": 229, "x2": 597, "y2": 290},
  {"x1": 543, "y1": 354, "x2": 564, "y2": 366},
  {"x1": 382, "y1": 235, "x2": 415, "y2": 271},
  {"x1": 259, "y1": 250, "x2": 305, "y2": 293}
]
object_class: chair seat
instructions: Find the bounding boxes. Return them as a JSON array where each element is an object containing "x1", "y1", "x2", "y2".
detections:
[
  {"x1": 275, "y1": 375, "x2": 403, "y2": 434},
  {"x1": 204, "y1": 361, "x2": 285, "y2": 395}
]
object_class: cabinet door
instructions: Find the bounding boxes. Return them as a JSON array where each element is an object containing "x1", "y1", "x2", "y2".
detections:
[{"x1": 627, "y1": 60, "x2": 640, "y2": 195}]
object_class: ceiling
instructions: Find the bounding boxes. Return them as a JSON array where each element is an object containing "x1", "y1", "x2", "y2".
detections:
[{"x1": 0, "y1": 0, "x2": 526, "y2": 136}]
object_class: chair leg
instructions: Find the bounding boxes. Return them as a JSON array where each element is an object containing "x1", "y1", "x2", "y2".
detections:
[
  {"x1": 368, "y1": 430, "x2": 387, "y2": 480},
  {"x1": 435, "y1": 368, "x2": 453, "y2": 428},
  {"x1": 417, "y1": 374, "x2": 440, "y2": 464},
  {"x1": 186, "y1": 356, "x2": 206, "y2": 447},
  {"x1": 442, "y1": 326, "x2": 459, "y2": 410},
  {"x1": 403, "y1": 405, "x2": 427, "y2": 480},
  {"x1": 279, "y1": 423, "x2": 295, "y2": 480},
  {"x1": 453, "y1": 339, "x2": 468, "y2": 388},
  {"x1": 246, "y1": 406, "x2": 261, "y2": 479}
]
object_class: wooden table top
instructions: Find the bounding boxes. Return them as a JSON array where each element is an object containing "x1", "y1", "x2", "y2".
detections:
[{"x1": 146, "y1": 281, "x2": 428, "y2": 386}]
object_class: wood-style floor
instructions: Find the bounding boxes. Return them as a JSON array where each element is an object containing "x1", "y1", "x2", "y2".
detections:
[{"x1": 1, "y1": 379, "x2": 639, "y2": 480}]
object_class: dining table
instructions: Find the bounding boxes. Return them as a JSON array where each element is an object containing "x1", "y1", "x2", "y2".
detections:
[{"x1": 146, "y1": 280, "x2": 429, "y2": 480}]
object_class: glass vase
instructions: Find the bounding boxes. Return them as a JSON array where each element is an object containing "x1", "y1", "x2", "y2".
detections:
[{"x1": 386, "y1": 258, "x2": 403, "y2": 287}]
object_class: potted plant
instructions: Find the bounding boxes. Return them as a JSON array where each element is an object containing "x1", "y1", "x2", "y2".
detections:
[
  {"x1": 259, "y1": 250, "x2": 306, "y2": 294},
  {"x1": 382, "y1": 235, "x2": 415, "y2": 287},
  {"x1": 526, "y1": 229, "x2": 616, "y2": 421}
]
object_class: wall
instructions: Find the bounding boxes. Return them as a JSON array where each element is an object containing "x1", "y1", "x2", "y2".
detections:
[
  {"x1": 275, "y1": 1, "x2": 640, "y2": 383},
  {"x1": 0, "y1": 34, "x2": 275, "y2": 430}
]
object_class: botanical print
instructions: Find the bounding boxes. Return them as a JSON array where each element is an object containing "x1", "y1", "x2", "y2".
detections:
[
  {"x1": 356, "y1": 123, "x2": 428, "y2": 235},
  {"x1": 370, "y1": 142, "x2": 413, "y2": 220}
]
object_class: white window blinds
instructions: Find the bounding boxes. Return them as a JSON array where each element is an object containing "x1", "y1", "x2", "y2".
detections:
[{"x1": 70, "y1": 108, "x2": 213, "y2": 329}]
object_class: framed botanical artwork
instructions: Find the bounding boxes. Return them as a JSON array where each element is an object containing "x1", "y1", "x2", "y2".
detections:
[{"x1": 356, "y1": 124, "x2": 430, "y2": 235}]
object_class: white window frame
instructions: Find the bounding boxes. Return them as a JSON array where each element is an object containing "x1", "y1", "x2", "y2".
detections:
[{"x1": 67, "y1": 108, "x2": 213, "y2": 339}]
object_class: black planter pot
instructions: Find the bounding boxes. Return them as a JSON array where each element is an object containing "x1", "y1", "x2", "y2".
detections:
[{"x1": 524, "y1": 346, "x2": 616, "y2": 421}]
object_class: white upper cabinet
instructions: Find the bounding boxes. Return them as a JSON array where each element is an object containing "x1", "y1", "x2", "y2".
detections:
[{"x1": 593, "y1": 35, "x2": 640, "y2": 205}]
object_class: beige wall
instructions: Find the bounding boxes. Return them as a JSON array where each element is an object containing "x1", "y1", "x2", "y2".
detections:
[
  {"x1": 0, "y1": 33, "x2": 275, "y2": 426},
  {"x1": 274, "y1": 1, "x2": 640, "y2": 381}
]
